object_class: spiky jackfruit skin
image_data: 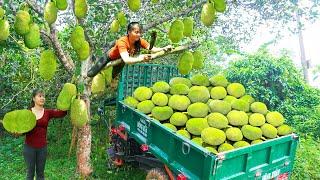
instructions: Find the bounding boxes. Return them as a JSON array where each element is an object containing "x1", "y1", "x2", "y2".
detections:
[
  {"x1": 186, "y1": 118, "x2": 209, "y2": 136},
  {"x1": 70, "y1": 99, "x2": 89, "y2": 128},
  {"x1": 3, "y1": 110, "x2": 36, "y2": 134},
  {"x1": 128, "y1": 0, "x2": 141, "y2": 12},
  {"x1": 39, "y1": 50, "x2": 57, "y2": 80},
  {"x1": 266, "y1": 111, "x2": 285, "y2": 127},
  {"x1": 56, "y1": 0, "x2": 68, "y2": 10},
  {"x1": 151, "y1": 106, "x2": 173, "y2": 121},
  {"x1": 168, "y1": 95, "x2": 190, "y2": 111},
  {"x1": 152, "y1": 81, "x2": 170, "y2": 93},
  {"x1": 240, "y1": 95, "x2": 255, "y2": 105},
  {"x1": 248, "y1": 113, "x2": 265, "y2": 126},
  {"x1": 170, "y1": 84, "x2": 189, "y2": 95},
  {"x1": 213, "y1": 0, "x2": 226, "y2": 12},
  {"x1": 250, "y1": 102, "x2": 268, "y2": 115},
  {"x1": 223, "y1": 95, "x2": 237, "y2": 104},
  {"x1": 124, "y1": 96, "x2": 139, "y2": 108},
  {"x1": 192, "y1": 50, "x2": 204, "y2": 69},
  {"x1": 110, "y1": 19, "x2": 120, "y2": 33},
  {"x1": 205, "y1": 146, "x2": 218, "y2": 154},
  {"x1": 191, "y1": 74, "x2": 210, "y2": 86},
  {"x1": 169, "y1": 77, "x2": 192, "y2": 87},
  {"x1": 233, "y1": 141, "x2": 250, "y2": 148},
  {"x1": 117, "y1": 12, "x2": 127, "y2": 27},
  {"x1": 77, "y1": 41, "x2": 90, "y2": 61},
  {"x1": 201, "y1": 2, "x2": 215, "y2": 27},
  {"x1": 91, "y1": 74, "x2": 105, "y2": 94},
  {"x1": 225, "y1": 127, "x2": 243, "y2": 142},
  {"x1": 183, "y1": 17, "x2": 193, "y2": 37},
  {"x1": 210, "y1": 86, "x2": 227, "y2": 100},
  {"x1": 209, "y1": 74, "x2": 228, "y2": 87},
  {"x1": 168, "y1": 19, "x2": 184, "y2": 43},
  {"x1": 133, "y1": 86, "x2": 153, "y2": 101},
  {"x1": 137, "y1": 100, "x2": 154, "y2": 114},
  {"x1": 151, "y1": 0, "x2": 159, "y2": 3},
  {"x1": 261, "y1": 123, "x2": 277, "y2": 139},
  {"x1": 207, "y1": 112, "x2": 228, "y2": 129},
  {"x1": 14, "y1": 10, "x2": 31, "y2": 35},
  {"x1": 176, "y1": 129, "x2": 190, "y2": 139},
  {"x1": 44, "y1": 1, "x2": 58, "y2": 25},
  {"x1": 188, "y1": 86, "x2": 210, "y2": 103},
  {"x1": 75, "y1": 0, "x2": 88, "y2": 18},
  {"x1": 71, "y1": 26, "x2": 85, "y2": 50},
  {"x1": 101, "y1": 66, "x2": 113, "y2": 85},
  {"x1": 201, "y1": 127, "x2": 226, "y2": 146},
  {"x1": 208, "y1": 100, "x2": 231, "y2": 115},
  {"x1": 227, "y1": 83, "x2": 245, "y2": 98},
  {"x1": 24, "y1": 23, "x2": 41, "y2": 49},
  {"x1": 227, "y1": 110, "x2": 248, "y2": 126},
  {"x1": 218, "y1": 143, "x2": 234, "y2": 152},
  {"x1": 151, "y1": 92, "x2": 168, "y2": 106},
  {"x1": 277, "y1": 124, "x2": 293, "y2": 136},
  {"x1": 231, "y1": 99, "x2": 249, "y2": 112},
  {"x1": 56, "y1": 83, "x2": 77, "y2": 110},
  {"x1": 191, "y1": 137, "x2": 203, "y2": 146},
  {"x1": 251, "y1": 139, "x2": 263, "y2": 145},
  {"x1": 178, "y1": 51, "x2": 194, "y2": 75},
  {"x1": 170, "y1": 112, "x2": 188, "y2": 126},
  {"x1": 0, "y1": 7, "x2": 4, "y2": 18},
  {"x1": 187, "y1": 103, "x2": 209, "y2": 118},
  {"x1": 162, "y1": 123, "x2": 177, "y2": 132},
  {"x1": 0, "y1": 19, "x2": 10, "y2": 41},
  {"x1": 241, "y1": 125, "x2": 262, "y2": 140}
]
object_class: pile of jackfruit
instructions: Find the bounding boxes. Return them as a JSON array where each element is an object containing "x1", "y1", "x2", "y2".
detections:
[{"x1": 124, "y1": 74, "x2": 293, "y2": 154}]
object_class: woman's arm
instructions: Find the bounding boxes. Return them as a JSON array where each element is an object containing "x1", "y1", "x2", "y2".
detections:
[
  {"x1": 149, "y1": 45, "x2": 173, "y2": 53},
  {"x1": 120, "y1": 52, "x2": 151, "y2": 64},
  {"x1": 48, "y1": 109, "x2": 67, "y2": 119}
]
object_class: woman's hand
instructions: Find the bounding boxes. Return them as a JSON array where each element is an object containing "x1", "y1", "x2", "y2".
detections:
[
  {"x1": 162, "y1": 45, "x2": 173, "y2": 52},
  {"x1": 139, "y1": 54, "x2": 152, "y2": 62}
]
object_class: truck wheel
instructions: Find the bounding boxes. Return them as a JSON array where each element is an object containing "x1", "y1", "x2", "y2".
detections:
[{"x1": 146, "y1": 168, "x2": 168, "y2": 180}]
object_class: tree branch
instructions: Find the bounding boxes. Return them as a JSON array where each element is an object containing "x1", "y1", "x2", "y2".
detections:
[{"x1": 26, "y1": 0, "x2": 43, "y2": 15}]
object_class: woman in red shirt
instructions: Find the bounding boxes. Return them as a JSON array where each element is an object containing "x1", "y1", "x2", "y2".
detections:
[
  {"x1": 87, "y1": 22, "x2": 172, "y2": 78},
  {"x1": 23, "y1": 89, "x2": 67, "y2": 180}
]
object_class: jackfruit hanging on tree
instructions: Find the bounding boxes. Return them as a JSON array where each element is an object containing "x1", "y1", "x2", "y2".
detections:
[
  {"x1": 0, "y1": 17, "x2": 10, "y2": 41},
  {"x1": 39, "y1": 50, "x2": 57, "y2": 80},
  {"x1": 213, "y1": 0, "x2": 226, "y2": 12},
  {"x1": 14, "y1": 10, "x2": 31, "y2": 35},
  {"x1": 168, "y1": 19, "x2": 184, "y2": 43},
  {"x1": 117, "y1": 12, "x2": 127, "y2": 27},
  {"x1": 57, "y1": 83, "x2": 77, "y2": 111},
  {"x1": 192, "y1": 50, "x2": 204, "y2": 70},
  {"x1": 24, "y1": 23, "x2": 41, "y2": 49},
  {"x1": 71, "y1": 26, "x2": 85, "y2": 50},
  {"x1": 200, "y1": 2, "x2": 215, "y2": 27},
  {"x1": 128, "y1": 0, "x2": 141, "y2": 12},
  {"x1": 183, "y1": 17, "x2": 194, "y2": 37},
  {"x1": 56, "y1": 0, "x2": 68, "y2": 10},
  {"x1": 91, "y1": 73, "x2": 106, "y2": 95},
  {"x1": 76, "y1": 41, "x2": 90, "y2": 61},
  {"x1": 0, "y1": 6, "x2": 4, "y2": 18},
  {"x1": 110, "y1": 19, "x2": 120, "y2": 33},
  {"x1": 44, "y1": 1, "x2": 58, "y2": 25},
  {"x1": 178, "y1": 51, "x2": 194, "y2": 75},
  {"x1": 70, "y1": 99, "x2": 89, "y2": 127},
  {"x1": 75, "y1": 0, "x2": 88, "y2": 19}
]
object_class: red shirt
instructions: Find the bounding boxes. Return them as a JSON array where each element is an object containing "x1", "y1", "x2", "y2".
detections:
[{"x1": 25, "y1": 109, "x2": 67, "y2": 148}]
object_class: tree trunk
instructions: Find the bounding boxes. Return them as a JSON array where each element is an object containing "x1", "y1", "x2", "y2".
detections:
[{"x1": 296, "y1": 11, "x2": 309, "y2": 83}]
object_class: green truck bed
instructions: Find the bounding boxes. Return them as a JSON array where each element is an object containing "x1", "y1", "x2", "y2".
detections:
[{"x1": 114, "y1": 64, "x2": 299, "y2": 180}]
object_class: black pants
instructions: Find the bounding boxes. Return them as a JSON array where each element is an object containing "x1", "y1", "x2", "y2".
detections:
[{"x1": 23, "y1": 144, "x2": 47, "y2": 180}]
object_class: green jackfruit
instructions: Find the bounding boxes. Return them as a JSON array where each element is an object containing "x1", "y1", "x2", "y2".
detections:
[
  {"x1": 186, "y1": 118, "x2": 209, "y2": 136},
  {"x1": 56, "y1": 83, "x2": 77, "y2": 111},
  {"x1": 0, "y1": 7, "x2": 4, "y2": 18},
  {"x1": 183, "y1": 17, "x2": 193, "y2": 37},
  {"x1": 251, "y1": 102, "x2": 268, "y2": 115},
  {"x1": 209, "y1": 74, "x2": 228, "y2": 87},
  {"x1": 208, "y1": 100, "x2": 231, "y2": 115},
  {"x1": 151, "y1": 0, "x2": 159, "y2": 3},
  {"x1": 188, "y1": 86, "x2": 210, "y2": 103},
  {"x1": 266, "y1": 111, "x2": 284, "y2": 127},
  {"x1": 128, "y1": 0, "x2": 141, "y2": 12},
  {"x1": 117, "y1": 12, "x2": 127, "y2": 27},
  {"x1": 0, "y1": 19, "x2": 10, "y2": 41},
  {"x1": 218, "y1": 143, "x2": 234, "y2": 152},
  {"x1": 39, "y1": 50, "x2": 57, "y2": 80},
  {"x1": 213, "y1": 0, "x2": 226, "y2": 12},
  {"x1": 231, "y1": 99, "x2": 249, "y2": 112},
  {"x1": 225, "y1": 127, "x2": 243, "y2": 141},
  {"x1": 151, "y1": 81, "x2": 170, "y2": 93},
  {"x1": 152, "y1": 106, "x2": 173, "y2": 121},
  {"x1": 151, "y1": 92, "x2": 168, "y2": 106},
  {"x1": 168, "y1": 95, "x2": 190, "y2": 111},
  {"x1": 101, "y1": 66, "x2": 113, "y2": 85},
  {"x1": 133, "y1": 86, "x2": 153, "y2": 101},
  {"x1": 56, "y1": 0, "x2": 68, "y2": 10},
  {"x1": 187, "y1": 102, "x2": 209, "y2": 118},
  {"x1": 227, "y1": 110, "x2": 248, "y2": 126},
  {"x1": 201, "y1": 127, "x2": 226, "y2": 146},
  {"x1": 170, "y1": 112, "x2": 188, "y2": 126},
  {"x1": 3, "y1": 110, "x2": 36, "y2": 134},
  {"x1": 91, "y1": 74, "x2": 105, "y2": 94},
  {"x1": 233, "y1": 141, "x2": 250, "y2": 148},
  {"x1": 277, "y1": 124, "x2": 293, "y2": 136},
  {"x1": 44, "y1": 1, "x2": 58, "y2": 25},
  {"x1": 178, "y1": 51, "x2": 194, "y2": 75},
  {"x1": 70, "y1": 99, "x2": 89, "y2": 127},
  {"x1": 248, "y1": 113, "x2": 265, "y2": 126},
  {"x1": 223, "y1": 95, "x2": 237, "y2": 104},
  {"x1": 170, "y1": 84, "x2": 189, "y2": 95},
  {"x1": 192, "y1": 50, "x2": 204, "y2": 70},
  {"x1": 251, "y1": 139, "x2": 263, "y2": 145},
  {"x1": 191, "y1": 74, "x2": 210, "y2": 86},
  {"x1": 75, "y1": 0, "x2": 88, "y2": 18},
  {"x1": 261, "y1": 123, "x2": 277, "y2": 139},
  {"x1": 240, "y1": 95, "x2": 255, "y2": 105},
  {"x1": 137, "y1": 100, "x2": 154, "y2": 114},
  {"x1": 227, "y1": 83, "x2": 245, "y2": 98},
  {"x1": 168, "y1": 19, "x2": 184, "y2": 43},
  {"x1": 241, "y1": 125, "x2": 262, "y2": 140},
  {"x1": 110, "y1": 19, "x2": 120, "y2": 33},
  {"x1": 124, "y1": 96, "x2": 139, "y2": 108},
  {"x1": 24, "y1": 23, "x2": 41, "y2": 49},
  {"x1": 76, "y1": 41, "x2": 90, "y2": 61},
  {"x1": 201, "y1": 2, "x2": 215, "y2": 27},
  {"x1": 205, "y1": 146, "x2": 218, "y2": 154},
  {"x1": 163, "y1": 123, "x2": 177, "y2": 132},
  {"x1": 191, "y1": 137, "x2": 203, "y2": 146},
  {"x1": 177, "y1": 129, "x2": 190, "y2": 139},
  {"x1": 71, "y1": 26, "x2": 85, "y2": 51},
  {"x1": 207, "y1": 112, "x2": 228, "y2": 129},
  {"x1": 14, "y1": 10, "x2": 31, "y2": 35},
  {"x1": 169, "y1": 77, "x2": 192, "y2": 87},
  {"x1": 210, "y1": 86, "x2": 227, "y2": 100}
]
